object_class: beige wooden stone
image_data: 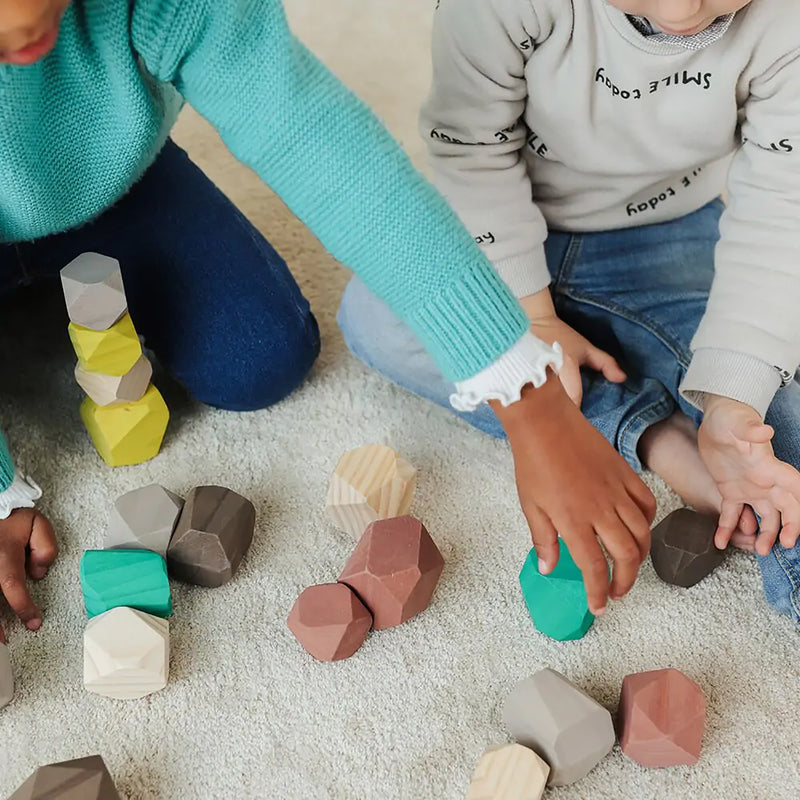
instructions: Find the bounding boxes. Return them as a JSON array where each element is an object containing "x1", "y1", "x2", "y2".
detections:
[
  {"x1": 84, "y1": 606, "x2": 169, "y2": 700},
  {"x1": 0, "y1": 642, "x2": 13, "y2": 709},
  {"x1": 467, "y1": 744, "x2": 549, "y2": 800},
  {"x1": 326, "y1": 444, "x2": 416, "y2": 538},
  {"x1": 75, "y1": 354, "x2": 152, "y2": 407}
]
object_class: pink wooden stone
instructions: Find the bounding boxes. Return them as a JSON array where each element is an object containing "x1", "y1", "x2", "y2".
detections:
[
  {"x1": 287, "y1": 583, "x2": 372, "y2": 662},
  {"x1": 338, "y1": 515, "x2": 444, "y2": 630},
  {"x1": 619, "y1": 668, "x2": 706, "y2": 767}
]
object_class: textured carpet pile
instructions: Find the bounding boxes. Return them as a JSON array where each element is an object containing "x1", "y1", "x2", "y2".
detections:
[{"x1": 1, "y1": 2, "x2": 797, "y2": 798}]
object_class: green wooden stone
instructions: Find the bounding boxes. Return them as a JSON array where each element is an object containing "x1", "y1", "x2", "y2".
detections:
[
  {"x1": 80, "y1": 549, "x2": 172, "y2": 619},
  {"x1": 519, "y1": 540, "x2": 594, "y2": 641}
]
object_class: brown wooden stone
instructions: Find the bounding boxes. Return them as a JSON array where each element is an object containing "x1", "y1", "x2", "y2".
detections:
[
  {"x1": 8, "y1": 755, "x2": 121, "y2": 799},
  {"x1": 288, "y1": 583, "x2": 372, "y2": 661},
  {"x1": 338, "y1": 516, "x2": 444, "y2": 629},
  {"x1": 651, "y1": 509, "x2": 725, "y2": 588}
]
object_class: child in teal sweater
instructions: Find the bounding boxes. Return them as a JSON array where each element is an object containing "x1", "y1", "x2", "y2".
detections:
[{"x1": 0, "y1": 0, "x2": 658, "y2": 642}]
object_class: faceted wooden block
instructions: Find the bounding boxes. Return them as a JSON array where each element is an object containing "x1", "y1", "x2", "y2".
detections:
[
  {"x1": 80, "y1": 549, "x2": 172, "y2": 619},
  {"x1": 69, "y1": 313, "x2": 142, "y2": 376},
  {"x1": 326, "y1": 444, "x2": 417, "y2": 538},
  {"x1": 288, "y1": 583, "x2": 373, "y2": 661},
  {"x1": 80, "y1": 384, "x2": 169, "y2": 467},
  {"x1": 467, "y1": 743, "x2": 549, "y2": 800},
  {"x1": 651, "y1": 509, "x2": 725, "y2": 588},
  {"x1": 61, "y1": 252, "x2": 127, "y2": 331},
  {"x1": 8, "y1": 754, "x2": 121, "y2": 800},
  {"x1": 338, "y1": 515, "x2": 444, "y2": 630},
  {"x1": 75, "y1": 354, "x2": 152, "y2": 407},
  {"x1": 503, "y1": 669, "x2": 615, "y2": 786},
  {"x1": 104, "y1": 484, "x2": 184, "y2": 558},
  {"x1": 84, "y1": 607, "x2": 169, "y2": 700},
  {"x1": 619, "y1": 668, "x2": 706, "y2": 767},
  {"x1": 519, "y1": 541, "x2": 594, "y2": 641},
  {"x1": 0, "y1": 642, "x2": 13, "y2": 709},
  {"x1": 167, "y1": 486, "x2": 256, "y2": 587}
]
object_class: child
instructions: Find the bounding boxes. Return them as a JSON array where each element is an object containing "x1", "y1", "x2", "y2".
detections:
[
  {"x1": 0, "y1": 0, "x2": 658, "y2": 642},
  {"x1": 339, "y1": 0, "x2": 800, "y2": 624}
]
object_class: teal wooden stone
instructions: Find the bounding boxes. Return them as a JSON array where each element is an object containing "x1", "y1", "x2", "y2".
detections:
[
  {"x1": 519, "y1": 540, "x2": 594, "y2": 641},
  {"x1": 80, "y1": 549, "x2": 172, "y2": 619}
]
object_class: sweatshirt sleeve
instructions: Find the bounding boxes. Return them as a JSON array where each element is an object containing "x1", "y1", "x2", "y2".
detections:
[
  {"x1": 420, "y1": 0, "x2": 549, "y2": 299},
  {"x1": 130, "y1": 0, "x2": 531, "y2": 383},
  {"x1": 681, "y1": 47, "x2": 800, "y2": 417}
]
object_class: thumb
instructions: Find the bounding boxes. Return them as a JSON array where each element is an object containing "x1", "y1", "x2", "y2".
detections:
[
  {"x1": 28, "y1": 514, "x2": 58, "y2": 581},
  {"x1": 740, "y1": 420, "x2": 774, "y2": 445},
  {"x1": 585, "y1": 346, "x2": 627, "y2": 383},
  {"x1": 527, "y1": 507, "x2": 560, "y2": 574},
  {"x1": 558, "y1": 357, "x2": 583, "y2": 407}
]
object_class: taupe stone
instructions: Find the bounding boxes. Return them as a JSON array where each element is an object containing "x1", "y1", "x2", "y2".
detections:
[
  {"x1": 8, "y1": 755, "x2": 121, "y2": 799},
  {"x1": 0, "y1": 642, "x2": 13, "y2": 709},
  {"x1": 60, "y1": 253, "x2": 127, "y2": 331}
]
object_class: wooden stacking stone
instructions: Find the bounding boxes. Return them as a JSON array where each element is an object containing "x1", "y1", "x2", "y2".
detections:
[
  {"x1": 167, "y1": 486, "x2": 256, "y2": 587},
  {"x1": 467, "y1": 744, "x2": 549, "y2": 800},
  {"x1": 651, "y1": 509, "x2": 725, "y2": 588},
  {"x1": 503, "y1": 669, "x2": 615, "y2": 786},
  {"x1": 8, "y1": 755, "x2": 122, "y2": 800},
  {"x1": 60, "y1": 252, "x2": 127, "y2": 331},
  {"x1": 75, "y1": 354, "x2": 152, "y2": 407},
  {"x1": 338, "y1": 516, "x2": 444, "y2": 629},
  {"x1": 0, "y1": 642, "x2": 13, "y2": 709},
  {"x1": 80, "y1": 549, "x2": 172, "y2": 619},
  {"x1": 69, "y1": 312, "x2": 142, "y2": 376},
  {"x1": 288, "y1": 583, "x2": 373, "y2": 661},
  {"x1": 104, "y1": 484, "x2": 184, "y2": 557},
  {"x1": 619, "y1": 668, "x2": 706, "y2": 767},
  {"x1": 326, "y1": 444, "x2": 416, "y2": 538},
  {"x1": 84, "y1": 607, "x2": 169, "y2": 700}
]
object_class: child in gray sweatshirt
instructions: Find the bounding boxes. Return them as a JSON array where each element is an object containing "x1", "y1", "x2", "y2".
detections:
[{"x1": 338, "y1": 0, "x2": 800, "y2": 623}]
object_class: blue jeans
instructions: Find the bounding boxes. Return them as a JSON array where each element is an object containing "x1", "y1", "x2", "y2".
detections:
[
  {"x1": 0, "y1": 140, "x2": 320, "y2": 411},
  {"x1": 338, "y1": 199, "x2": 800, "y2": 625}
]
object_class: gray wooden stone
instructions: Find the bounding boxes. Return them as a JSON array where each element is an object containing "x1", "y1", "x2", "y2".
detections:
[
  {"x1": 60, "y1": 252, "x2": 127, "y2": 331},
  {"x1": 651, "y1": 509, "x2": 725, "y2": 588},
  {"x1": 8, "y1": 755, "x2": 121, "y2": 799},
  {"x1": 104, "y1": 484, "x2": 184, "y2": 558},
  {"x1": 167, "y1": 486, "x2": 255, "y2": 587},
  {"x1": 503, "y1": 668, "x2": 615, "y2": 786},
  {"x1": 0, "y1": 642, "x2": 13, "y2": 709}
]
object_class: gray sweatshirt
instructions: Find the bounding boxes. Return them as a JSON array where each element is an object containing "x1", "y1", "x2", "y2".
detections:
[{"x1": 421, "y1": 0, "x2": 800, "y2": 416}]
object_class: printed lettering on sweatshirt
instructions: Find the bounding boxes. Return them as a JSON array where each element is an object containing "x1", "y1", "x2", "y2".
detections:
[
  {"x1": 595, "y1": 67, "x2": 712, "y2": 101},
  {"x1": 626, "y1": 167, "x2": 704, "y2": 217},
  {"x1": 742, "y1": 136, "x2": 794, "y2": 154}
]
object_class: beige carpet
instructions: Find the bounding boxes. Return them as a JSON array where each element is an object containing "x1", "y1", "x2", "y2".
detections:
[{"x1": 1, "y1": 2, "x2": 798, "y2": 798}]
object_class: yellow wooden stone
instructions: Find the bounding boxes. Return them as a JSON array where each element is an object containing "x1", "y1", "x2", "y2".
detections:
[
  {"x1": 68, "y1": 313, "x2": 142, "y2": 376},
  {"x1": 80, "y1": 385, "x2": 169, "y2": 467}
]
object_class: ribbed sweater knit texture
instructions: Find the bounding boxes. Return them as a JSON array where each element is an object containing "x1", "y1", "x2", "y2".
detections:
[{"x1": 0, "y1": 0, "x2": 530, "y2": 491}]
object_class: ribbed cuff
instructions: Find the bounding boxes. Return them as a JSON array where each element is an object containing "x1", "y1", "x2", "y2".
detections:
[
  {"x1": 0, "y1": 473, "x2": 42, "y2": 521},
  {"x1": 450, "y1": 331, "x2": 564, "y2": 412},
  {"x1": 681, "y1": 348, "x2": 782, "y2": 418},
  {"x1": 492, "y1": 247, "x2": 551, "y2": 299}
]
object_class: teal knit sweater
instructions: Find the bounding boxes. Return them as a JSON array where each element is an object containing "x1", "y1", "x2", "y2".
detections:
[{"x1": 0, "y1": 0, "x2": 528, "y2": 492}]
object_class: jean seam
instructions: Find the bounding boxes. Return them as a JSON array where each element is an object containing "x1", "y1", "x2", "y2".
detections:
[
  {"x1": 617, "y1": 393, "x2": 675, "y2": 471},
  {"x1": 551, "y1": 233, "x2": 584, "y2": 289},
  {"x1": 773, "y1": 546, "x2": 800, "y2": 622}
]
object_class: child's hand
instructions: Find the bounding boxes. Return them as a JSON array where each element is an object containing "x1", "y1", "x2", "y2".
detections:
[
  {"x1": 491, "y1": 376, "x2": 656, "y2": 615},
  {"x1": 698, "y1": 395, "x2": 800, "y2": 555},
  {"x1": 0, "y1": 508, "x2": 58, "y2": 643},
  {"x1": 520, "y1": 290, "x2": 626, "y2": 406}
]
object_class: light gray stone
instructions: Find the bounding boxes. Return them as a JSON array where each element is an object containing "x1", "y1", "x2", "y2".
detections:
[{"x1": 60, "y1": 252, "x2": 127, "y2": 331}]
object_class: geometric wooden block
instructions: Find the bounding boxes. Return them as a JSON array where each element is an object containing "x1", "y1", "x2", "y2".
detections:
[
  {"x1": 104, "y1": 484, "x2": 184, "y2": 558},
  {"x1": 338, "y1": 516, "x2": 444, "y2": 630},
  {"x1": 519, "y1": 541, "x2": 594, "y2": 641},
  {"x1": 0, "y1": 642, "x2": 13, "y2": 710},
  {"x1": 80, "y1": 549, "x2": 172, "y2": 619},
  {"x1": 287, "y1": 583, "x2": 373, "y2": 661},
  {"x1": 650, "y1": 509, "x2": 725, "y2": 588},
  {"x1": 80, "y1": 384, "x2": 169, "y2": 467},
  {"x1": 68, "y1": 313, "x2": 142, "y2": 376},
  {"x1": 619, "y1": 668, "x2": 706, "y2": 767},
  {"x1": 326, "y1": 444, "x2": 416, "y2": 538},
  {"x1": 84, "y1": 607, "x2": 169, "y2": 700},
  {"x1": 75, "y1": 354, "x2": 153, "y2": 407},
  {"x1": 7, "y1": 754, "x2": 122, "y2": 799},
  {"x1": 60, "y1": 252, "x2": 127, "y2": 331},
  {"x1": 167, "y1": 486, "x2": 256, "y2": 587},
  {"x1": 467, "y1": 743, "x2": 549, "y2": 800},
  {"x1": 502, "y1": 669, "x2": 615, "y2": 786}
]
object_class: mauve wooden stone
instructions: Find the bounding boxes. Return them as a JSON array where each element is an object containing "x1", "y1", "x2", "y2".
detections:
[
  {"x1": 338, "y1": 515, "x2": 444, "y2": 629},
  {"x1": 619, "y1": 668, "x2": 706, "y2": 768},
  {"x1": 8, "y1": 755, "x2": 121, "y2": 800},
  {"x1": 288, "y1": 583, "x2": 373, "y2": 661},
  {"x1": 0, "y1": 642, "x2": 13, "y2": 709},
  {"x1": 650, "y1": 509, "x2": 725, "y2": 588},
  {"x1": 167, "y1": 485, "x2": 255, "y2": 587}
]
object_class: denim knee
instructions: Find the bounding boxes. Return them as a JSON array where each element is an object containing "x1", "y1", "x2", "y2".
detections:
[{"x1": 758, "y1": 545, "x2": 800, "y2": 625}]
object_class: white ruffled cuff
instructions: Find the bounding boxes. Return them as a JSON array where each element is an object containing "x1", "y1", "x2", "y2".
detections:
[
  {"x1": 0, "y1": 473, "x2": 42, "y2": 520},
  {"x1": 450, "y1": 331, "x2": 563, "y2": 412}
]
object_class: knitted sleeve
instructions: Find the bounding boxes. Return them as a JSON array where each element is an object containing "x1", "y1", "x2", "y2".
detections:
[
  {"x1": 0, "y1": 433, "x2": 41, "y2": 519},
  {"x1": 0, "y1": 434, "x2": 13, "y2": 493},
  {"x1": 130, "y1": 0, "x2": 530, "y2": 383}
]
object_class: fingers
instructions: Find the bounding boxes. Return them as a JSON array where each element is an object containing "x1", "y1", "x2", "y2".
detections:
[
  {"x1": 526, "y1": 507, "x2": 560, "y2": 575},
  {"x1": 600, "y1": 505, "x2": 648, "y2": 601},
  {"x1": 738, "y1": 506, "x2": 759, "y2": 537},
  {"x1": 558, "y1": 360, "x2": 583, "y2": 408},
  {"x1": 715, "y1": 499, "x2": 744, "y2": 549},
  {"x1": 625, "y1": 475, "x2": 657, "y2": 525},
  {"x1": 565, "y1": 529, "x2": 611, "y2": 616},
  {"x1": 585, "y1": 346, "x2": 627, "y2": 383},
  {"x1": 28, "y1": 513, "x2": 58, "y2": 581},
  {"x1": 754, "y1": 504, "x2": 782, "y2": 556},
  {"x1": 0, "y1": 549, "x2": 41, "y2": 632}
]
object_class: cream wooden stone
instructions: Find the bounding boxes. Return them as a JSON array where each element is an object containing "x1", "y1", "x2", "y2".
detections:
[
  {"x1": 326, "y1": 444, "x2": 416, "y2": 538},
  {"x1": 0, "y1": 642, "x2": 13, "y2": 709},
  {"x1": 467, "y1": 744, "x2": 549, "y2": 800},
  {"x1": 75, "y1": 354, "x2": 153, "y2": 407},
  {"x1": 84, "y1": 607, "x2": 169, "y2": 700}
]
